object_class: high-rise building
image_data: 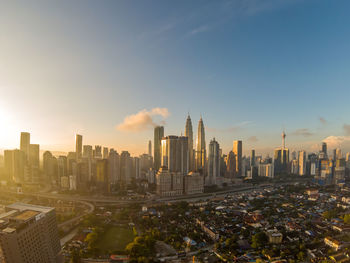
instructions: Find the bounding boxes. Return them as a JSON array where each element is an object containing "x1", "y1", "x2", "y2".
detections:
[
  {"x1": 161, "y1": 136, "x2": 189, "y2": 175},
  {"x1": 28, "y1": 144, "x2": 39, "y2": 168},
  {"x1": 120, "y1": 151, "x2": 131, "y2": 185},
  {"x1": 154, "y1": 126, "x2": 164, "y2": 172},
  {"x1": 251, "y1": 149, "x2": 256, "y2": 167},
  {"x1": 103, "y1": 147, "x2": 109, "y2": 159},
  {"x1": 75, "y1": 134, "x2": 82, "y2": 159},
  {"x1": 4, "y1": 150, "x2": 25, "y2": 183},
  {"x1": 195, "y1": 117, "x2": 206, "y2": 173},
  {"x1": 94, "y1": 145, "x2": 102, "y2": 159},
  {"x1": 148, "y1": 140, "x2": 152, "y2": 157},
  {"x1": 333, "y1": 149, "x2": 337, "y2": 161},
  {"x1": 233, "y1": 140, "x2": 242, "y2": 177},
  {"x1": 346, "y1": 152, "x2": 350, "y2": 162},
  {"x1": 67, "y1": 152, "x2": 77, "y2": 176},
  {"x1": 185, "y1": 114, "x2": 194, "y2": 172},
  {"x1": 83, "y1": 145, "x2": 93, "y2": 159},
  {"x1": 207, "y1": 138, "x2": 220, "y2": 186},
  {"x1": 258, "y1": 163, "x2": 274, "y2": 178},
  {"x1": 321, "y1": 142, "x2": 328, "y2": 159},
  {"x1": 57, "y1": 156, "x2": 67, "y2": 179},
  {"x1": 43, "y1": 151, "x2": 57, "y2": 183},
  {"x1": 0, "y1": 203, "x2": 62, "y2": 263},
  {"x1": 108, "y1": 150, "x2": 120, "y2": 184},
  {"x1": 96, "y1": 159, "x2": 109, "y2": 192},
  {"x1": 274, "y1": 132, "x2": 289, "y2": 174},
  {"x1": 336, "y1": 148, "x2": 342, "y2": 160},
  {"x1": 298, "y1": 151, "x2": 306, "y2": 176},
  {"x1": 184, "y1": 172, "x2": 204, "y2": 195},
  {"x1": 20, "y1": 132, "x2": 30, "y2": 161},
  {"x1": 155, "y1": 167, "x2": 183, "y2": 197},
  {"x1": 226, "y1": 151, "x2": 235, "y2": 178}
]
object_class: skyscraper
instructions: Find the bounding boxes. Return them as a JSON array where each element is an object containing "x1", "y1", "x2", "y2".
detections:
[
  {"x1": 320, "y1": 142, "x2": 328, "y2": 159},
  {"x1": 185, "y1": 114, "x2": 194, "y2": 171},
  {"x1": 226, "y1": 151, "x2": 236, "y2": 178},
  {"x1": 20, "y1": 132, "x2": 30, "y2": 161},
  {"x1": 298, "y1": 151, "x2": 306, "y2": 176},
  {"x1": 251, "y1": 149, "x2": 256, "y2": 167},
  {"x1": 233, "y1": 140, "x2": 242, "y2": 177},
  {"x1": 43, "y1": 151, "x2": 57, "y2": 183},
  {"x1": 0, "y1": 203, "x2": 62, "y2": 263},
  {"x1": 4, "y1": 150, "x2": 25, "y2": 183},
  {"x1": 148, "y1": 140, "x2": 152, "y2": 157},
  {"x1": 103, "y1": 147, "x2": 109, "y2": 159},
  {"x1": 195, "y1": 117, "x2": 206, "y2": 173},
  {"x1": 161, "y1": 136, "x2": 189, "y2": 175},
  {"x1": 29, "y1": 144, "x2": 40, "y2": 168},
  {"x1": 207, "y1": 138, "x2": 220, "y2": 186},
  {"x1": 120, "y1": 151, "x2": 131, "y2": 185},
  {"x1": 83, "y1": 145, "x2": 93, "y2": 159},
  {"x1": 274, "y1": 132, "x2": 289, "y2": 174},
  {"x1": 154, "y1": 126, "x2": 164, "y2": 171},
  {"x1": 75, "y1": 134, "x2": 82, "y2": 159},
  {"x1": 94, "y1": 145, "x2": 102, "y2": 159}
]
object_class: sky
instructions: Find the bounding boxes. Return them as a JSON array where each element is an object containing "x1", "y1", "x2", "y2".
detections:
[{"x1": 1, "y1": 0, "x2": 350, "y2": 157}]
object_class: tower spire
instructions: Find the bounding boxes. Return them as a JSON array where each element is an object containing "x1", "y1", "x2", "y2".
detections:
[{"x1": 282, "y1": 130, "x2": 286, "y2": 149}]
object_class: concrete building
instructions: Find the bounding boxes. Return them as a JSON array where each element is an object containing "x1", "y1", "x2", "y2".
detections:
[
  {"x1": 96, "y1": 159, "x2": 109, "y2": 192},
  {"x1": 43, "y1": 151, "x2": 57, "y2": 183},
  {"x1": 57, "y1": 156, "x2": 67, "y2": 179},
  {"x1": 148, "y1": 140, "x2": 152, "y2": 157},
  {"x1": 155, "y1": 167, "x2": 183, "y2": 197},
  {"x1": 185, "y1": 114, "x2": 194, "y2": 172},
  {"x1": 233, "y1": 140, "x2": 242, "y2": 177},
  {"x1": 20, "y1": 132, "x2": 30, "y2": 162},
  {"x1": 154, "y1": 126, "x2": 164, "y2": 172},
  {"x1": 207, "y1": 138, "x2": 220, "y2": 186},
  {"x1": 0, "y1": 203, "x2": 62, "y2": 263},
  {"x1": 94, "y1": 145, "x2": 102, "y2": 159},
  {"x1": 83, "y1": 145, "x2": 93, "y2": 159},
  {"x1": 161, "y1": 136, "x2": 189, "y2": 175},
  {"x1": 258, "y1": 163, "x2": 274, "y2": 178},
  {"x1": 103, "y1": 147, "x2": 109, "y2": 159},
  {"x1": 184, "y1": 172, "x2": 204, "y2": 195},
  {"x1": 226, "y1": 151, "x2": 235, "y2": 178},
  {"x1": 120, "y1": 151, "x2": 131, "y2": 185},
  {"x1": 298, "y1": 151, "x2": 306, "y2": 176},
  {"x1": 4, "y1": 150, "x2": 25, "y2": 183},
  {"x1": 108, "y1": 150, "x2": 120, "y2": 184},
  {"x1": 195, "y1": 117, "x2": 206, "y2": 173},
  {"x1": 75, "y1": 134, "x2": 82, "y2": 159}
]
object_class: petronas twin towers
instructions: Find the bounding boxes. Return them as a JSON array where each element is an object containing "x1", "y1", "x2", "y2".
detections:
[{"x1": 185, "y1": 114, "x2": 206, "y2": 173}]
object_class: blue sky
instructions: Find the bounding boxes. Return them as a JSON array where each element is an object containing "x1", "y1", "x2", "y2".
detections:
[{"x1": 1, "y1": 0, "x2": 350, "y2": 156}]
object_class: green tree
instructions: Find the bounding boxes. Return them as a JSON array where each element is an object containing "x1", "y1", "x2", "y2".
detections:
[{"x1": 251, "y1": 232, "x2": 268, "y2": 249}]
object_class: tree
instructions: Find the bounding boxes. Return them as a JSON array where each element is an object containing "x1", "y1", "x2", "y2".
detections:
[
  {"x1": 297, "y1": 251, "x2": 305, "y2": 261},
  {"x1": 344, "y1": 214, "x2": 350, "y2": 224},
  {"x1": 251, "y1": 232, "x2": 268, "y2": 249}
]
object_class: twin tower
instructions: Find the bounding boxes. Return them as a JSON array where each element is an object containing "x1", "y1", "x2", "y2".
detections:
[{"x1": 153, "y1": 115, "x2": 206, "y2": 174}]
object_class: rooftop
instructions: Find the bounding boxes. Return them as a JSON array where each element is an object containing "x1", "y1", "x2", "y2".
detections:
[{"x1": 13, "y1": 210, "x2": 40, "y2": 222}]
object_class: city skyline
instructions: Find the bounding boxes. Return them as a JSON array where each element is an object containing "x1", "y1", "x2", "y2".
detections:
[{"x1": 2, "y1": 1, "x2": 350, "y2": 155}]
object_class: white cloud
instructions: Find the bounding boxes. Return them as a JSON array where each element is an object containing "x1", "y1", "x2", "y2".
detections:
[
  {"x1": 116, "y1": 108, "x2": 170, "y2": 132},
  {"x1": 322, "y1": 135, "x2": 350, "y2": 149}
]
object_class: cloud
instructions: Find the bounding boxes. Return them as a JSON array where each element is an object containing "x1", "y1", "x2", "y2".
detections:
[
  {"x1": 322, "y1": 135, "x2": 350, "y2": 149},
  {"x1": 291, "y1": 128, "x2": 313, "y2": 137},
  {"x1": 319, "y1": 117, "x2": 327, "y2": 125},
  {"x1": 343, "y1": 124, "x2": 350, "y2": 135},
  {"x1": 188, "y1": 25, "x2": 211, "y2": 36},
  {"x1": 248, "y1": 136, "x2": 258, "y2": 143},
  {"x1": 207, "y1": 121, "x2": 252, "y2": 133},
  {"x1": 116, "y1": 108, "x2": 170, "y2": 132}
]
